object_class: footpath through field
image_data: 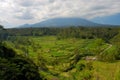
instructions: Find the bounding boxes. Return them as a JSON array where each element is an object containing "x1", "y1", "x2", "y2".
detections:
[{"x1": 99, "y1": 44, "x2": 112, "y2": 55}]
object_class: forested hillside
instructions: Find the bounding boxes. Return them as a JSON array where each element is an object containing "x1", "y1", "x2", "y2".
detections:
[
  {"x1": 1, "y1": 27, "x2": 119, "y2": 41},
  {"x1": 0, "y1": 43, "x2": 42, "y2": 80}
]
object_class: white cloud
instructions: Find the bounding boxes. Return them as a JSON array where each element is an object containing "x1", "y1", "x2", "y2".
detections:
[{"x1": 0, "y1": 0, "x2": 120, "y2": 28}]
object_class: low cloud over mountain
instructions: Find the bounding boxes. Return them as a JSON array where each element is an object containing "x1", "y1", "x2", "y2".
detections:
[
  {"x1": 0, "y1": 0, "x2": 120, "y2": 28},
  {"x1": 19, "y1": 17, "x2": 102, "y2": 28}
]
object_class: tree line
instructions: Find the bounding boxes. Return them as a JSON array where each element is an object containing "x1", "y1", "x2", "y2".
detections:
[{"x1": 0, "y1": 26, "x2": 120, "y2": 43}]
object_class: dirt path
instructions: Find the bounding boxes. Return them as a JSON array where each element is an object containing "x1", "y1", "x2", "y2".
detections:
[
  {"x1": 99, "y1": 44, "x2": 112, "y2": 55},
  {"x1": 90, "y1": 44, "x2": 113, "y2": 61}
]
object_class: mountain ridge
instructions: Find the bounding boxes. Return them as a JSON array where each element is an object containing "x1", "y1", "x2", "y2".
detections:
[{"x1": 19, "y1": 17, "x2": 105, "y2": 28}]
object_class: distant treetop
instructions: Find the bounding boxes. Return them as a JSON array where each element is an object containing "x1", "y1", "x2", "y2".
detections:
[{"x1": 0, "y1": 25, "x2": 4, "y2": 29}]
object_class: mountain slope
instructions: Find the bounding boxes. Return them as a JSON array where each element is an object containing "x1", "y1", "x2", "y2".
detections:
[{"x1": 19, "y1": 17, "x2": 102, "y2": 28}]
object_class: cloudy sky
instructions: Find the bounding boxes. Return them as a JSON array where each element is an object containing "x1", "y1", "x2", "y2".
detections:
[{"x1": 0, "y1": 0, "x2": 120, "y2": 28}]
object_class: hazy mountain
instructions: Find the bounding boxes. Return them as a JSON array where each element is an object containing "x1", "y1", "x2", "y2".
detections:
[
  {"x1": 19, "y1": 17, "x2": 103, "y2": 28},
  {"x1": 19, "y1": 24, "x2": 31, "y2": 28}
]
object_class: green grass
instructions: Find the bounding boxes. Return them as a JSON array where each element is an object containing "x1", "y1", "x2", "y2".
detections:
[{"x1": 93, "y1": 61, "x2": 120, "y2": 80}]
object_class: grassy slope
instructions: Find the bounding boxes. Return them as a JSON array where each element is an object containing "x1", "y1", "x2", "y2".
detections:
[{"x1": 93, "y1": 61, "x2": 120, "y2": 80}]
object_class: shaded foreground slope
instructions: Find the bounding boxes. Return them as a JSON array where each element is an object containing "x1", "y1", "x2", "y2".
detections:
[{"x1": 0, "y1": 43, "x2": 42, "y2": 80}]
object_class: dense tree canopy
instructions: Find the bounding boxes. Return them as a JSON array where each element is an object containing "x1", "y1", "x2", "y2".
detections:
[
  {"x1": 0, "y1": 43, "x2": 42, "y2": 80},
  {"x1": 0, "y1": 25, "x2": 3, "y2": 29},
  {"x1": 0, "y1": 27, "x2": 119, "y2": 43}
]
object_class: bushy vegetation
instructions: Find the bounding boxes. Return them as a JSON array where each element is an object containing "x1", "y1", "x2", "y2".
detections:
[
  {"x1": 0, "y1": 27, "x2": 119, "y2": 42},
  {"x1": 0, "y1": 43, "x2": 42, "y2": 80}
]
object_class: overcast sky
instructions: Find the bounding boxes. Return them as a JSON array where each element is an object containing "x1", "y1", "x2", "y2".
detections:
[{"x1": 0, "y1": 0, "x2": 120, "y2": 28}]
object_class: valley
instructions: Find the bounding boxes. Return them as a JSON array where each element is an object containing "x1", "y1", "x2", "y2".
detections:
[
  {"x1": 0, "y1": 0, "x2": 120, "y2": 80},
  {"x1": 1, "y1": 30, "x2": 120, "y2": 80}
]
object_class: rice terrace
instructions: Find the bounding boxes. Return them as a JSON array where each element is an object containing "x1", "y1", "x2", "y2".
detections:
[{"x1": 0, "y1": 0, "x2": 120, "y2": 80}]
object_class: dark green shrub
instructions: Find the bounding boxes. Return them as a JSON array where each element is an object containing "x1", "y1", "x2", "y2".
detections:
[{"x1": 0, "y1": 45, "x2": 42, "y2": 80}]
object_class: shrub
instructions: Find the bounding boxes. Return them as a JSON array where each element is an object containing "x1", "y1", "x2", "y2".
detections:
[{"x1": 0, "y1": 45, "x2": 42, "y2": 80}]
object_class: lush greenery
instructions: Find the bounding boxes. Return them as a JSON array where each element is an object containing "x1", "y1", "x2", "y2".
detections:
[
  {"x1": 0, "y1": 26, "x2": 120, "y2": 80},
  {"x1": 0, "y1": 43, "x2": 42, "y2": 80},
  {"x1": 0, "y1": 27, "x2": 119, "y2": 42}
]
